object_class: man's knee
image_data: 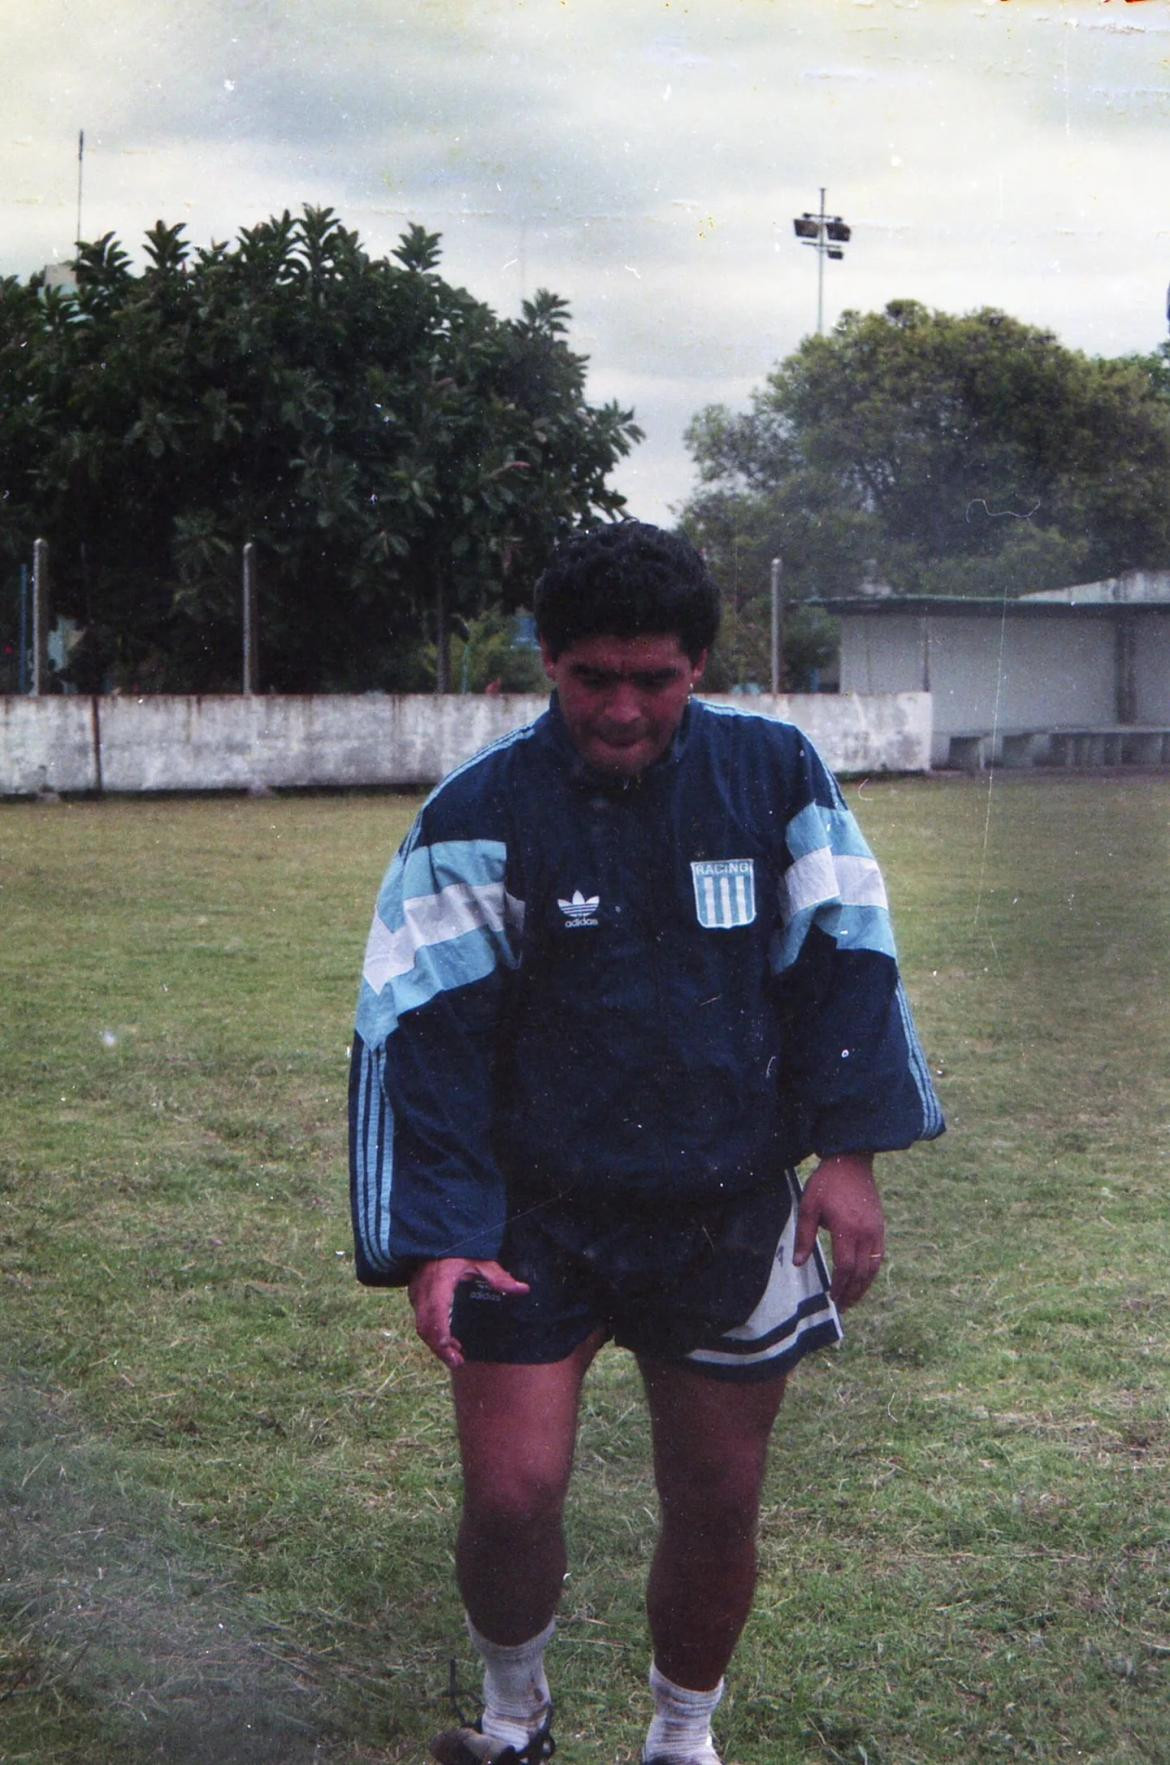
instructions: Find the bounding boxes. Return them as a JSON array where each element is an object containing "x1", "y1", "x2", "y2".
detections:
[
  {"x1": 654, "y1": 1430, "x2": 770, "y2": 1538},
  {"x1": 659, "y1": 1475, "x2": 762, "y2": 1551},
  {"x1": 452, "y1": 1342, "x2": 595, "y2": 1539},
  {"x1": 461, "y1": 1456, "x2": 571, "y2": 1536}
]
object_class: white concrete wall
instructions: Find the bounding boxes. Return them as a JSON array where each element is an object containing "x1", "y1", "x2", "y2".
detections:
[
  {"x1": 840, "y1": 615, "x2": 929, "y2": 698},
  {"x1": 0, "y1": 689, "x2": 933, "y2": 798},
  {"x1": 840, "y1": 612, "x2": 1121, "y2": 764},
  {"x1": 1, "y1": 696, "x2": 98, "y2": 794},
  {"x1": 927, "y1": 618, "x2": 1114, "y2": 751},
  {"x1": 730, "y1": 690, "x2": 931, "y2": 775}
]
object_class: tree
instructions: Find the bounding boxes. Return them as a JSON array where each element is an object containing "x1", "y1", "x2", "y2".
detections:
[
  {"x1": 681, "y1": 301, "x2": 1170, "y2": 620},
  {"x1": 0, "y1": 209, "x2": 641, "y2": 691},
  {"x1": 451, "y1": 608, "x2": 547, "y2": 694}
]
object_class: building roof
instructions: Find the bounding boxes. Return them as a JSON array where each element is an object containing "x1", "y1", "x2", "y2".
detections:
[
  {"x1": 818, "y1": 567, "x2": 1170, "y2": 617},
  {"x1": 1024, "y1": 569, "x2": 1170, "y2": 604},
  {"x1": 815, "y1": 594, "x2": 1170, "y2": 619}
]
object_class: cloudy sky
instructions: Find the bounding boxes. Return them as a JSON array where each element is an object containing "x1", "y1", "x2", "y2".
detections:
[{"x1": 5, "y1": 0, "x2": 1169, "y2": 524}]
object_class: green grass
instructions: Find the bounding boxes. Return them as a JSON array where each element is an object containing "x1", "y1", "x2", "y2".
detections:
[{"x1": 1, "y1": 777, "x2": 1168, "y2": 1763}]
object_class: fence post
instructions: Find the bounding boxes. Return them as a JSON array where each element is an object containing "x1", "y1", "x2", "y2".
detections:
[
  {"x1": 242, "y1": 542, "x2": 258, "y2": 694},
  {"x1": 770, "y1": 556, "x2": 783, "y2": 696},
  {"x1": 32, "y1": 539, "x2": 50, "y2": 695}
]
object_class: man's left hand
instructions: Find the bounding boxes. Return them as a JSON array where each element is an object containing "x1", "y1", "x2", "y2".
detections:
[{"x1": 792, "y1": 1154, "x2": 885, "y2": 1311}]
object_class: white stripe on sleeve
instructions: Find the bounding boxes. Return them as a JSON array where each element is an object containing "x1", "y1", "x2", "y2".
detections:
[
  {"x1": 362, "y1": 881, "x2": 523, "y2": 996},
  {"x1": 781, "y1": 848, "x2": 888, "y2": 921}
]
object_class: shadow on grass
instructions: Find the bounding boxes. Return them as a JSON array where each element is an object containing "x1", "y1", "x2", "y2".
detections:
[{"x1": 0, "y1": 1369, "x2": 341, "y2": 1763}]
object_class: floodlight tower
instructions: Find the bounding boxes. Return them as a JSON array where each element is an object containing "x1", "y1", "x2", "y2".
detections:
[{"x1": 793, "y1": 187, "x2": 851, "y2": 335}]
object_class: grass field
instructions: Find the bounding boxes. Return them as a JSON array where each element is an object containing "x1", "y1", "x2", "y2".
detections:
[{"x1": 2, "y1": 773, "x2": 1168, "y2": 1764}]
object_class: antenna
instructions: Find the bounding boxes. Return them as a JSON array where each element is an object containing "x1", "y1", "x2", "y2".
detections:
[{"x1": 76, "y1": 129, "x2": 84, "y2": 250}]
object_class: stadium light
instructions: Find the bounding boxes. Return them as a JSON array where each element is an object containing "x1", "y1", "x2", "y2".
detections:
[{"x1": 792, "y1": 188, "x2": 851, "y2": 334}]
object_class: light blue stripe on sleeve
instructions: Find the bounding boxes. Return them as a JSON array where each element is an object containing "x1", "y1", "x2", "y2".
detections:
[
  {"x1": 895, "y1": 980, "x2": 945, "y2": 1136},
  {"x1": 373, "y1": 850, "x2": 406, "y2": 927},
  {"x1": 355, "y1": 919, "x2": 509, "y2": 1045},
  {"x1": 834, "y1": 903, "x2": 898, "y2": 957},
  {"x1": 354, "y1": 1040, "x2": 395, "y2": 1273},
  {"x1": 771, "y1": 901, "x2": 898, "y2": 974},
  {"x1": 386, "y1": 918, "x2": 509, "y2": 1017},
  {"x1": 785, "y1": 801, "x2": 875, "y2": 862},
  {"x1": 377, "y1": 839, "x2": 508, "y2": 931},
  {"x1": 401, "y1": 839, "x2": 508, "y2": 916}
]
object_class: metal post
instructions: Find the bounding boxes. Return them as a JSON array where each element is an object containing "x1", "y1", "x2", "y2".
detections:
[
  {"x1": 793, "y1": 189, "x2": 849, "y2": 338},
  {"x1": 816, "y1": 187, "x2": 826, "y2": 337},
  {"x1": 770, "y1": 557, "x2": 783, "y2": 696},
  {"x1": 32, "y1": 539, "x2": 50, "y2": 695},
  {"x1": 242, "y1": 542, "x2": 258, "y2": 693}
]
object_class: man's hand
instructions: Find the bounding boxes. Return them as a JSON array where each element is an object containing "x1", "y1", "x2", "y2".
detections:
[
  {"x1": 407, "y1": 1258, "x2": 530, "y2": 1370},
  {"x1": 792, "y1": 1154, "x2": 885, "y2": 1311}
]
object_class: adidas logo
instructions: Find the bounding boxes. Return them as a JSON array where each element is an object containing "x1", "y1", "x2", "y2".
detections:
[{"x1": 558, "y1": 889, "x2": 600, "y2": 928}]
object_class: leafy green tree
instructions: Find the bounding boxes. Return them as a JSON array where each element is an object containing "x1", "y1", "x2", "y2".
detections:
[
  {"x1": 702, "y1": 598, "x2": 838, "y2": 695},
  {"x1": 0, "y1": 209, "x2": 640, "y2": 691},
  {"x1": 682, "y1": 301, "x2": 1170, "y2": 616},
  {"x1": 450, "y1": 608, "x2": 547, "y2": 694}
]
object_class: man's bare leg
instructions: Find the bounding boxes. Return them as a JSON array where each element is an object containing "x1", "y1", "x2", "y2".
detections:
[
  {"x1": 452, "y1": 1330, "x2": 604, "y2": 1645},
  {"x1": 639, "y1": 1358, "x2": 787, "y2": 1689}
]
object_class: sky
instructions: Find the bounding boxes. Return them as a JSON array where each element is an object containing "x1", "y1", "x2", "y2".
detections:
[{"x1": 4, "y1": 0, "x2": 1170, "y2": 527}]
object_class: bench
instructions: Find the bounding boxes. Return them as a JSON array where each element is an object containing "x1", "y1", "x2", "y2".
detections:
[
  {"x1": 947, "y1": 733, "x2": 990, "y2": 772},
  {"x1": 947, "y1": 726, "x2": 1170, "y2": 771},
  {"x1": 1046, "y1": 727, "x2": 1170, "y2": 767},
  {"x1": 946, "y1": 729, "x2": 1040, "y2": 771}
]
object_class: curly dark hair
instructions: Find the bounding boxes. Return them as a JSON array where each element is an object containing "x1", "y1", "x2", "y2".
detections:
[{"x1": 533, "y1": 522, "x2": 720, "y2": 662}]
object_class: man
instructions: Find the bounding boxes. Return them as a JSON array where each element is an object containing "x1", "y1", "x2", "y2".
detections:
[{"x1": 349, "y1": 522, "x2": 943, "y2": 1765}]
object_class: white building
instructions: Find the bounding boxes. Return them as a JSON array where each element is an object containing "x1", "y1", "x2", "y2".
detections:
[{"x1": 823, "y1": 571, "x2": 1170, "y2": 769}]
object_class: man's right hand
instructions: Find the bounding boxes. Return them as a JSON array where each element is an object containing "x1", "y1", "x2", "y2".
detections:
[{"x1": 407, "y1": 1258, "x2": 530, "y2": 1370}]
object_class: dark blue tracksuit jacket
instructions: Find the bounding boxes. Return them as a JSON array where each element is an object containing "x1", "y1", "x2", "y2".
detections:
[{"x1": 349, "y1": 696, "x2": 944, "y2": 1287}]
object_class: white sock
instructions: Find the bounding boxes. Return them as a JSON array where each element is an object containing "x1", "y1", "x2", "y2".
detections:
[
  {"x1": 644, "y1": 1661, "x2": 724, "y2": 1763},
  {"x1": 467, "y1": 1615, "x2": 554, "y2": 1749}
]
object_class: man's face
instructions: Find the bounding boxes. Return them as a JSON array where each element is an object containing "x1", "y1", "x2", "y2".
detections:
[{"x1": 541, "y1": 631, "x2": 707, "y2": 779}]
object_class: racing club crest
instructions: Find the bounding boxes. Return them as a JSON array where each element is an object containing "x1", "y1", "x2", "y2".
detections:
[{"x1": 690, "y1": 859, "x2": 756, "y2": 929}]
